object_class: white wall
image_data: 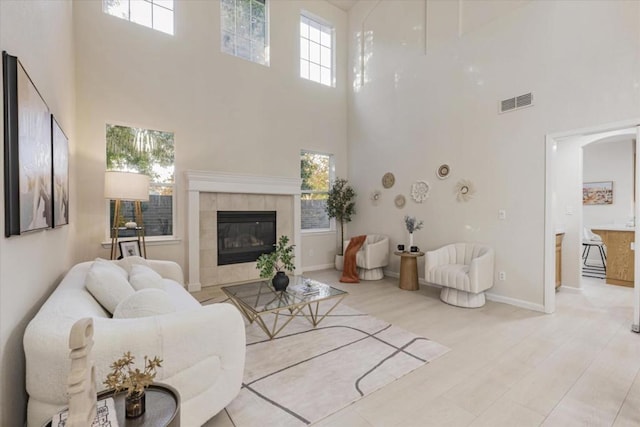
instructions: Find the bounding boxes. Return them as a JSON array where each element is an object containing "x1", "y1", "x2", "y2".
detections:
[
  {"x1": 347, "y1": 0, "x2": 640, "y2": 309},
  {"x1": 555, "y1": 138, "x2": 582, "y2": 288},
  {"x1": 0, "y1": 1, "x2": 76, "y2": 424},
  {"x1": 73, "y1": 0, "x2": 348, "y2": 277},
  {"x1": 583, "y1": 139, "x2": 635, "y2": 227}
]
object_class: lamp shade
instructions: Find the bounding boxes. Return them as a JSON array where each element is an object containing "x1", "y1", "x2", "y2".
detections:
[{"x1": 104, "y1": 171, "x2": 150, "y2": 201}]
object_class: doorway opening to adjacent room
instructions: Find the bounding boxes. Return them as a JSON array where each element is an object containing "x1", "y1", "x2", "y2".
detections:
[{"x1": 545, "y1": 120, "x2": 640, "y2": 331}]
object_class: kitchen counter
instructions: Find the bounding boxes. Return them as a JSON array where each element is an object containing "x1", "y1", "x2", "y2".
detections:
[
  {"x1": 590, "y1": 226, "x2": 634, "y2": 287},
  {"x1": 590, "y1": 224, "x2": 634, "y2": 232}
]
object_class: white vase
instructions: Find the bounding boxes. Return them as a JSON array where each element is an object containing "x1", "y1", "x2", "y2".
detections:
[{"x1": 409, "y1": 233, "x2": 414, "y2": 249}]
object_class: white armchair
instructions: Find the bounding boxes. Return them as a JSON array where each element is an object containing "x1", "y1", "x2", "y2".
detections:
[
  {"x1": 425, "y1": 243, "x2": 495, "y2": 308},
  {"x1": 343, "y1": 234, "x2": 390, "y2": 280}
]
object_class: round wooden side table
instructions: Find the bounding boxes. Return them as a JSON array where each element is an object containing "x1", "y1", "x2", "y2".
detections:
[
  {"x1": 45, "y1": 383, "x2": 180, "y2": 427},
  {"x1": 394, "y1": 251, "x2": 424, "y2": 291}
]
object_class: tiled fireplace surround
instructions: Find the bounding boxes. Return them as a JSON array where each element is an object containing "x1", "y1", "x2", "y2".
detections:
[{"x1": 186, "y1": 171, "x2": 302, "y2": 292}]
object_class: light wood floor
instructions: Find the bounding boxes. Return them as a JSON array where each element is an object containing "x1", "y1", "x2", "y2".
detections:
[{"x1": 198, "y1": 271, "x2": 640, "y2": 427}]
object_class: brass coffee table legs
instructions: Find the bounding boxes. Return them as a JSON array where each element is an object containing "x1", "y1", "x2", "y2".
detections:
[{"x1": 227, "y1": 294, "x2": 347, "y2": 340}]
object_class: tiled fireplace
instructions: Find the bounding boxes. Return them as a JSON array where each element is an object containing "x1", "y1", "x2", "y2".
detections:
[{"x1": 186, "y1": 171, "x2": 301, "y2": 291}]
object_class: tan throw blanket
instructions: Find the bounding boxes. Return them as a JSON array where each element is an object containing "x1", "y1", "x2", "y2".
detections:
[{"x1": 340, "y1": 235, "x2": 367, "y2": 283}]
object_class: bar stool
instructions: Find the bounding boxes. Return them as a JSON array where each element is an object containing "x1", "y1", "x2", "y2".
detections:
[{"x1": 582, "y1": 228, "x2": 606, "y2": 278}]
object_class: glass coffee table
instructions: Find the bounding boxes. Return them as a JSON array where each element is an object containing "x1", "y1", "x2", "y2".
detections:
[{"x1": 222, "y1": 276, "x2": 348, "y2": 339}]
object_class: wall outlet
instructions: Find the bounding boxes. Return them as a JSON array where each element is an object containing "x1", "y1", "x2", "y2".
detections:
[
  {"x1": 309, "y1": 248, "x2": 315, "y2": 257},
  {"x1": 499, "y1": 271, "x2": 506, "y2": 281},
  {"x1": 498, "y1": 209, "x2": 506, "y2": 220}
]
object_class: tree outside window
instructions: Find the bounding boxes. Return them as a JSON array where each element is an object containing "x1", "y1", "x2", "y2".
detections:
[
  {"x1": 301, "y1": 151, "x2": 334, "y2": 230},
  {"x1": 106, "y1": 124, "x2": 175, "y2": 237}
]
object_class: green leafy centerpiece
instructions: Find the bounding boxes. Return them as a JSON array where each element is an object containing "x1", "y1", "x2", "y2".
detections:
[{"x1": 256, "y1": 235, "x2": 295, "y2": 291}]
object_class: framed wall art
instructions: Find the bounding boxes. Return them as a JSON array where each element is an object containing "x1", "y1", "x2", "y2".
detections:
[
  {"x1": 52, "y1": 116, "x2": 69, "y2": 227},
  {"x1": 119, "y1": 240, "x2": 141, "y2": 258},
  {"x1": 3, "y1": 51, "x2": 52, "y2": 236},
  {"x1": 583, "y1": 181, "x2": 613, "y2": 205}
]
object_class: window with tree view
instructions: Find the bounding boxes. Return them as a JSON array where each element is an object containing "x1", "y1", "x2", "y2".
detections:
[
  {"x1": 106, "y1": 124, "x2": 175, "y2": 237},
  {"x1": 301, "y1": 151, "x2": 334, "y2": 230}
]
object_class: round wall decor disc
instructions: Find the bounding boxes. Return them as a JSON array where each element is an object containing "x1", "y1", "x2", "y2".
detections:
[
  {"x1": 437, "y1": 164, "x2": 450, "y2": 179},
  {"x1": 382, "y1": 172, "x2": 395, "y2": 189},
  {"x1": 394, "y1": 194, "x2": 406, "y2": 208}
]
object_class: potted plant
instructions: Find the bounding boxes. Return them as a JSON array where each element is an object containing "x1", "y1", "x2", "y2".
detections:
[
  {"x1": 256, "y1": 235, "x2": 295, "y2": 291},
  {"x1": 404, "y1": 215, "x2": 424, "y2": 251},
  {"x1": 326, "y1": 178, "x2": 356, "y2": 270},
  {"x1": 103, "y1": 352, "x2": 162, "y2": 418}
]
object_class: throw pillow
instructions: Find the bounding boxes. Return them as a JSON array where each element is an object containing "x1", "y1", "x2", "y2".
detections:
[
  {"x1": 93, "y1": 257, "x2": 128, "y2": 280},
  {"x1": 116, "y1": 256, "x2": 148, "y2": 274},
  {"x1": 85, "y1": 261, "x2": 135, "y2": 314},
  {"x1": 129, "y1": 264, "x2": 164, "y2": 291},
  {"x1": 113, "y1": 289, "x2": 176, "y2": 318}
]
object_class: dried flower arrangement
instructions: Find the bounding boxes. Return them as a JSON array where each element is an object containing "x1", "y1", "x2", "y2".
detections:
[
  {"x1": 104, "y1": 352, "x2": 162, "y2": 397},
  {"x1": 404, "y1": 215, "x2": 424, "y2": 233}
]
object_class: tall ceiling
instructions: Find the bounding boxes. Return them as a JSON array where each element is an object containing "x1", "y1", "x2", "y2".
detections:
[{"x1": 326, "y1": 0, "x2": 358, "y2": 11}]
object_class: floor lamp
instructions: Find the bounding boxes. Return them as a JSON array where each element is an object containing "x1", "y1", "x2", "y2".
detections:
[{"x1": 104, "y1": 171, "x2": 150, "y2": 260}]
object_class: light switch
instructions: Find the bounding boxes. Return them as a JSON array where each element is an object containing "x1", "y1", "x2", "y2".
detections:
[
  {"x1": 498, "y1": 210, "x2": 506, "y2": 220},
  {"x1": 566, "y1": 206, "x2": 574, "y2": 215}
]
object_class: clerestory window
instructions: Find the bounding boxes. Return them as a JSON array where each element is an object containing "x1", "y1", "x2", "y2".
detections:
[
  {"x1": 221, "y1": 0, "x2": 270, "y2": 66},
  {"x1": 103, "y1": 0, "x2": 174, "y2": 35},
  {"x1": 300, "y1": 12, "x2": 334, "y2": 87}
]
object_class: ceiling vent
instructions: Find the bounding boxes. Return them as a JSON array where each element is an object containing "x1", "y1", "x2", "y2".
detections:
[{"x1": 499, "y1": 92, "x2": 534, "y2": 113}]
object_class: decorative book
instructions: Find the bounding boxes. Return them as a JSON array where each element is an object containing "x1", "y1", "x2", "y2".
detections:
[
  {"x1": 289, "y1": 280, "x2": 331, "y2": 297},
  {"x1": 52, "y1": 398, "x2": 118, "y2": 427}
]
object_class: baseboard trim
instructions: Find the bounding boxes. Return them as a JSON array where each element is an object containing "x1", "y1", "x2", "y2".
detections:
[
  {"x1": 187, "y1": 282, "x2": 202, "y2": 292},
  {"x1": 557, "y1": 285, "x2": 583, "y2": 293},
  {"x1": 303, "y1": 263, "x2": 336, "y2": 272},
  {"x1": 485, "y1": 292, "x2": 545, "y2": 312},
  {"x1": 384, "y1": 270, "x2": 544, "y2": 312}
]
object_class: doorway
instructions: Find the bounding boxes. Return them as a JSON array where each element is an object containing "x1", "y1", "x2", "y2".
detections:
[{"x1": 545, "y1": 119, "x2": 640, "y2": 331}]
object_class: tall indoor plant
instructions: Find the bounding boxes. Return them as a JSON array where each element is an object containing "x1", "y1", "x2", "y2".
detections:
[{"x1": 326, "y1": 178, "x2": 356, "y2": 269}]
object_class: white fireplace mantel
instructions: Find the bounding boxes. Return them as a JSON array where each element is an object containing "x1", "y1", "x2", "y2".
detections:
[{"x1": 185, "y1": 170, "x2": 302, "y2": 291}]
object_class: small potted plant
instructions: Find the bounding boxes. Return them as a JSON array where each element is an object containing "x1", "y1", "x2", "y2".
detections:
[
  {"x1": 104, "y1": 352, "x2": 163, "y2": 418},
  {"x1": 256, "y1": 235, "x2": 295, "y2": 291},
  {"x1": 326, "y1": 178, "x2": 356, "y2": 270}
]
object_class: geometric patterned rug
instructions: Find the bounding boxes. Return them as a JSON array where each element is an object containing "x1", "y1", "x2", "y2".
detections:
[{"x1": 204, "y1": 300, "x2": 450, "y2": 426}]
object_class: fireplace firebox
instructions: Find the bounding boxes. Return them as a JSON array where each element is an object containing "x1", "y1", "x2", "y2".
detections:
[{"x1": 217, "y1": 211, "x2": 276, "y2": 266}]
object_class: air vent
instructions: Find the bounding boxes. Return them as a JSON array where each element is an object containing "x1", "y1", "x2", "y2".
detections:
[{"x1": 499, "y1": 92, "x2": 534, "y2": 113}]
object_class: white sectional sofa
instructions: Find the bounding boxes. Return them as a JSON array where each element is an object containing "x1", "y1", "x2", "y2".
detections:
[{"x1": 23, "y1": 257, "x2": 245, "y2": 427}]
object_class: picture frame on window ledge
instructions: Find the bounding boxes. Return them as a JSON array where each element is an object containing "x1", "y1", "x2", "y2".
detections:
[{"x1": 119, "y1": 240, "x2": 141, "y2": 258}]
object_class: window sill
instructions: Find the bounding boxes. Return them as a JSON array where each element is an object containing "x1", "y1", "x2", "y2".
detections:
[
  {"x1": 301, "y1": 229, "x2": 335, "y2": 237},
  {"x1": 101, "y1": 236, "x2": 182, "y2": 248}
]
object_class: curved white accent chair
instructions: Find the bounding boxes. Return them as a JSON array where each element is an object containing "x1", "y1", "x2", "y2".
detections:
[
  {"x1": 343, "y1": 234, "x2": 390, "y2": 280},
  {"x1": 425, "y1": 243, "x2": 495, "y2": 308}
]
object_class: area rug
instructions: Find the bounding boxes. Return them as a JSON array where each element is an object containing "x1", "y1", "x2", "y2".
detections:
[{"x1": 203, "y1": 298, "x2": 450, "y2": 426}]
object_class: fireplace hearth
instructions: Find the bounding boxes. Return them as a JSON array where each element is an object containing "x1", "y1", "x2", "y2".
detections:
[{"x1": 217, "y1": 211, "x2": 276, "y2": 266}]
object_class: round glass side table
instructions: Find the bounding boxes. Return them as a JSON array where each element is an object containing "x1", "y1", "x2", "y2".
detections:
[{"x1": 45, "y1": 383, "x2": 180, "y2": 427}]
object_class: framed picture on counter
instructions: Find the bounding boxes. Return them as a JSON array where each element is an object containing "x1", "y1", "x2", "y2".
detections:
[{"x1": 583, "y1": 181, "x2": 613, "y2": 205}]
